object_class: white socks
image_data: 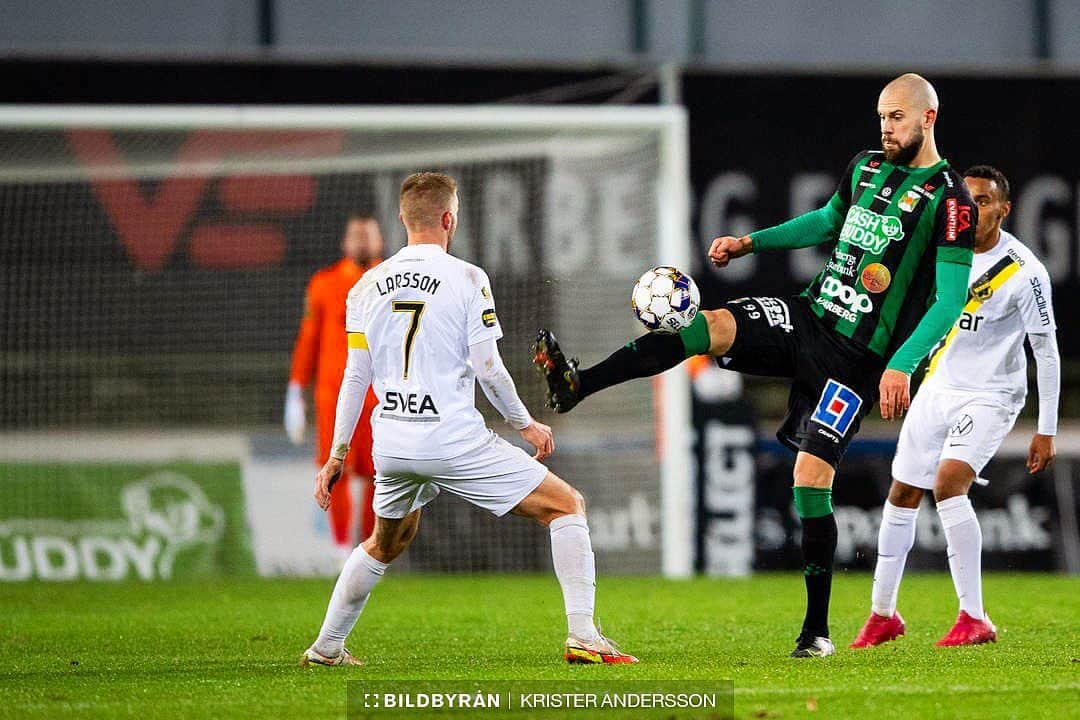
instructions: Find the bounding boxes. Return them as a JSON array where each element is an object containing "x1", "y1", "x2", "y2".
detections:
[
  {"x1": 311, "y1": 514, "x2": 601, "y2": 657},
  {"x1": 313, "y1": 546, "x2": 388, "y2": 658},
  {"x1": 871, "y1": 501, "x2": 919, "y2": 617},
  {"x1": 937, "y1": 495, "x2": 984, "y2": 620},
  {"x1": 549, "y1": 514, "x2": 600, "y2": 642},
  {"x1": 870, "y1": 496, "x2": 985, "y2": 620}
]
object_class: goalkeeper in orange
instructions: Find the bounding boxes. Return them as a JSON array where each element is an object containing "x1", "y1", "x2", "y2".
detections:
[{"x1": 286, "y1": 213, "x2": 383, "y2": 558}]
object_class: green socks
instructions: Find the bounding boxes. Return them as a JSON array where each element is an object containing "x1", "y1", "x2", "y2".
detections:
[
  {"x1": 678, "y1": 312, "x2": 710, "y2": 357},
  {"x1": 793, "y1": 486, "x2": 834, "y2": 519}
]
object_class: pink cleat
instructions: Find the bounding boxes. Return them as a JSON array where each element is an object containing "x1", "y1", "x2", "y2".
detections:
[
  {"x1": 936, "y1": 611, "x2": 997, "y2": 647},
  {"x1": 850, "y1": 611, "x2": 906, "y2": 648}
]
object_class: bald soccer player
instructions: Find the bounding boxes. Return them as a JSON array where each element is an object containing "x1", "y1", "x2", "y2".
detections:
[
  {"x1": 536, "y1": 73, "x2": 977, "y2": 657},
  {"x1": 287, "y1": 213, "x2": 383, "y2": 558}
]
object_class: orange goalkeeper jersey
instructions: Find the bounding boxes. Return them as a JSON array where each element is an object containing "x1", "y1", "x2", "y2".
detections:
[{"x1": 289, "y1": 258, "x2": 380, "y2": 470}]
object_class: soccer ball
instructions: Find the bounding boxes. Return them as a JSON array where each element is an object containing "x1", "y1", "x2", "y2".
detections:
[{"x1": 631, "y1": 266, "x2": 701, "y2": 334}]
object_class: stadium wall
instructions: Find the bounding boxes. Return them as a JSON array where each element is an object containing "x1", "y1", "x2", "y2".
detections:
[
  {"x1": 2, "y1": 422, "x2": 1077, "y2": 582},
  {"x1": 1, "y1": 0, "x2": 1078, "y2": 68}
]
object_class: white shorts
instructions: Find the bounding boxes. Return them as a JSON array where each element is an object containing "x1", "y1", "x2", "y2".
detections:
[
  {"x1": 372, "y1": 431, "x2": 548, "y2": 519},
  {"x1": 892, "y1": 384, "x2": 1019, "y2": 490}
]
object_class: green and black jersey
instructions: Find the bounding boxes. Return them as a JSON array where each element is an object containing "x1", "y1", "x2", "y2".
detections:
[{"x1": 754, "y1": 150, "x2": 976, "y2": 360}]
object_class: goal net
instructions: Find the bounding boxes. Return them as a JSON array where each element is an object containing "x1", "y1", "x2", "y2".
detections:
[{"x1": 0, "y1": 106, "x2": 691, "y2": 579}]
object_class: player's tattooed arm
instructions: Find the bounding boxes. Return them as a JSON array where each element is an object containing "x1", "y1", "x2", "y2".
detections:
[{"x1": 470, "y1": 338, "x2": 532, "y2": 431}]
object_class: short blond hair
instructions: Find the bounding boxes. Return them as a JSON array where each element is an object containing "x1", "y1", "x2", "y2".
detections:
[{"x1": 400, "y1": 172, "x2": 457, "y2": 229}]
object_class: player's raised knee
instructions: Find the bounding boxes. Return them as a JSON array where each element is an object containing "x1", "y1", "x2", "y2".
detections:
[{"x1": 702, "y1": 308, "x2": 736, "y2": 357}]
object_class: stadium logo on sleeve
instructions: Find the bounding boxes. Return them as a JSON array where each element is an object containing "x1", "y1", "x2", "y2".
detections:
[
  {"x1": 811, "y1": 380, "x2": 863, "y2": 437},
  {"x1": 481, "y1": 309, "x2": 498, "y2": 328},
  {"x1": 946, "y1": 198, "x2": 958, "y2": 241}
]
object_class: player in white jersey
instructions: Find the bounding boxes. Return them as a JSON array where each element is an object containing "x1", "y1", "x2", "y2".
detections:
[
  {"x1": 852, "y1": 166, "x2": 1060, "y2": 649},
  {"x1": 299, "y1": 172, "x2": 637, "y2": 667}
]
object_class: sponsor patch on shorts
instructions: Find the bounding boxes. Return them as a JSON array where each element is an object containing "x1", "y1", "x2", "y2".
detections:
[
  {"x1": 753, "y1": 297, "x2": 793, "y2": 332},
  {"x1": 811, "y1": 380, "x2": 863, "y2": 437},
  {"x1": 949, "y1": 413, "x2": 974, "y2": 437}
]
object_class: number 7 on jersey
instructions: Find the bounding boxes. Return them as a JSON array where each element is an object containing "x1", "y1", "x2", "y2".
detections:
[{"x1": 392, "y1": 301, "x2": 426, "y2": 379}]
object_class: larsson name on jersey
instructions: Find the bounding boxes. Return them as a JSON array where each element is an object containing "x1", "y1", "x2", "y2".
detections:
[{"x1": 376, "y1": 272, "x2": 443, "y2": 296}]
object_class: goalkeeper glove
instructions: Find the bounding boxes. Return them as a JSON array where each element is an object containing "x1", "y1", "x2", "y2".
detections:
[{"x1": 284, "y1": 382, "x2": 307, "y2": 445}]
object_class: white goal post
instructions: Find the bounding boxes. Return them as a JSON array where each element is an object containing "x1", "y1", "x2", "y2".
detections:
[{"x1": 0, "y1": 105, "x2": 694, "y2": 578}]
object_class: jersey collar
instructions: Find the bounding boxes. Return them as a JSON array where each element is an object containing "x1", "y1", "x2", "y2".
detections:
[
  {"x1": 892, "y1": 157, "x2": 947, "y2": 174},
  {"x1": 402, "y1": 243, "x2": 447, "y2": 254}
]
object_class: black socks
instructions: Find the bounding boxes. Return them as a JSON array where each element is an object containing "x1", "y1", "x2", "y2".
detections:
[
  {"x1": 799, "y1": 512, "x2": 838, "y2": 639},
  {"x1": 577, "y1": 333, "x2": 687, "y2": 399}
]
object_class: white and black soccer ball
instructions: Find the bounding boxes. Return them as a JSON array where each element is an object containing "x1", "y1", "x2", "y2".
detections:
[{"x1": 631, "y1": 266, "x2": 701, "y2": 334}]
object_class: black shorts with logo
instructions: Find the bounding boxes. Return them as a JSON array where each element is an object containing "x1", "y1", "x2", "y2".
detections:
[{"x1": 717, "y1": 296, "x2": 885, "y2": 468}]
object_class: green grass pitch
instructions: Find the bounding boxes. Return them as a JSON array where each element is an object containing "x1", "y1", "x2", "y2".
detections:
[{"x1": 2, "y1": 573, "x2": 1078, "y2": 719}]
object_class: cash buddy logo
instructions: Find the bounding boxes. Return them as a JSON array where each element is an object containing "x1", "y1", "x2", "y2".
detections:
[
  {"x1": 839, "y1": 206, "x2": 905, "y2": 253},
  {"x1": 0, "y1": 472, "x2": 225, "y2": 581}
]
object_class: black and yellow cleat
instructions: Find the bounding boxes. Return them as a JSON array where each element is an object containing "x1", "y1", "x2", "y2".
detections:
[
  {"x1": 533, "y1": 328, "x2": 581, "y2": 413},
  {"x1": 790, "y1": 635, "x2": 835, "y2": 658}
]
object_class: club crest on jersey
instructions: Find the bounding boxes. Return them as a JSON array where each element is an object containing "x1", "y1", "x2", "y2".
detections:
[
  {"x1": 481, "y1": 309, "x2": 498, "y2": 328},
  {"x1": 898, "y1": 190, "x2": 921, "y2": 212},
  {"x1": 811, "y1": 380, "x2": 862, "y2": 437},
  {"x1": 970, "y1": 280, "x2": 995, "y2": 302}
]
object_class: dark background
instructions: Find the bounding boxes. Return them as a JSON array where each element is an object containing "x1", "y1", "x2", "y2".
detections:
[{"x1": 4, "y1": 59, "x2": 1071, "y2": 352}]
